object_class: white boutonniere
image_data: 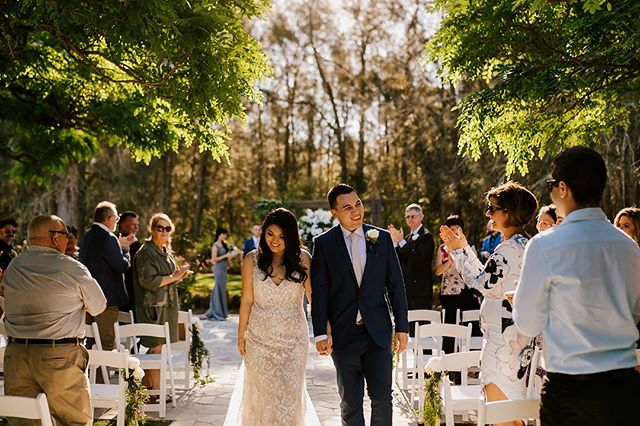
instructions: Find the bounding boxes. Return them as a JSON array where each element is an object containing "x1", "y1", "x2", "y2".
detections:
[
  {"x1": 366, "y1": 229, "x2": 380, "y2": 244},
  {"x1": 412, "y1": 233, "x2": 420, "y2": 241}
]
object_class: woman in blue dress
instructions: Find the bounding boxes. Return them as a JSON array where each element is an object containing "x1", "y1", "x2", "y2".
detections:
[{"x1": 204, "y1": 227, "x2": 240, "y2": 320}]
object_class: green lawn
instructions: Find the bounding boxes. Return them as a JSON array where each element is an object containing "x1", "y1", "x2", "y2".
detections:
[{"x1": 191, "y1": 273, "x2": 242, "y2": 298}]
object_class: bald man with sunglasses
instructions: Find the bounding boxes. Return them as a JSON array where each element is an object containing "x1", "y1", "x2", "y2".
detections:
[{"x1": 3, "y1": 215, "x2": 106, "y2": 425}]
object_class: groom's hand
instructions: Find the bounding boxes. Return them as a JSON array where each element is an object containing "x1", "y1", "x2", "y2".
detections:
[
  {"x1": 316, "y1": 338, "x2": 333, "y2": 356},
  {"x1": 394, "y1": 332, "x2": 408, "y2": 354}
]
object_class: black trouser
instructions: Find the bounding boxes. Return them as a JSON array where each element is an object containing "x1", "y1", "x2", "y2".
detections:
[
  {"x1": 331, "y1": 325, "x2": 392, "y2": 426},
  {"x1": 541, "y1": 368, "x2": 640, "y2": 426}
]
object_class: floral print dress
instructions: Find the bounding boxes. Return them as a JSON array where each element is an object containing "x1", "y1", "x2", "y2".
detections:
[{"x1": 451, "y1": 234, "x2": 534, "y2": 400}]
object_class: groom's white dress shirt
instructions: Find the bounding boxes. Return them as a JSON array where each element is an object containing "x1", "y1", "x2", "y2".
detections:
[
  {"x1": 314, "y1": 225, "x2": 368, "y2": 343},
  {"x1": 513, "y1": 207, "x2": 640, "y2": 375}
]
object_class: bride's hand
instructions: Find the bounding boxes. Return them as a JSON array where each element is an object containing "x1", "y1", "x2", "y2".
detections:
[{"x1": 238, "y1": 338, "x2": 246, "y2": 356}]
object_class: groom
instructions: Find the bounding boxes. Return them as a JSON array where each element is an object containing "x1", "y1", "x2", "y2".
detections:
[{"x1": 311, "y1": 183, "x2": 409, "y2": 425}]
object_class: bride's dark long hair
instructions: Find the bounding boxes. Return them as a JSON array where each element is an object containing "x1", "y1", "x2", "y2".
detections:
[{"x1": 257, "y1": 208, "x2": 307, "y2": 284}]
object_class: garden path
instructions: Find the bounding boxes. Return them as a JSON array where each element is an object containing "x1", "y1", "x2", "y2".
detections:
[{"x1": 166, "y1": 314, "x2": 419, "y2": 425}]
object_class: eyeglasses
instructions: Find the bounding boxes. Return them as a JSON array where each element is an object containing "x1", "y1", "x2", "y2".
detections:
[
  {"x1": 4, "y1": 230, "x2": 16, "y2": 236},
  {"x1": 546, "y1": 179, "x2": 559, "y2": 192},
  {"x1": 405, "y1": 214, "x2": 420, "y2": 219},
  {"x1": 155, "y1": 225, "x2": 172, "y2": 233},
  {"x1": 486, "y1": 204, "x2": 506, "y2": 214},
  {"x1": 48, "y1": 230, "x2": 69, "y2": 237}
]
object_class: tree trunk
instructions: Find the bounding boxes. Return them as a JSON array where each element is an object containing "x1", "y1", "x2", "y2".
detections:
[{"x1": 191, "y1": 151, "x2": 209, "y2": 240}]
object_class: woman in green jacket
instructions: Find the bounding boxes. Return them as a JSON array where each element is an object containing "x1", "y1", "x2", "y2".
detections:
[{"x1": 133, "y1": 213, "x2": 191, "y2": 394}]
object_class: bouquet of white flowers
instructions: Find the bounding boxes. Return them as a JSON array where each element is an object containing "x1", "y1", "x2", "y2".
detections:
[{"x1": 299, "y1": 209, "x2": 337, "y2": 243}]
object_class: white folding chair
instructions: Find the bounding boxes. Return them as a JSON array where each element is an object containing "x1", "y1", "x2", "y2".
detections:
[
  {"x1": 397, "y1": 309, "x2": 444, "y2": 390},
  {"x1": 171, "y1": 309, "x2": 193, "y2": 393},
  {"x1": 0, "y1": 393, "x2": 54, "y2": 425},
  {"x1": 411, "y1": 322, "x2": 472, "y2": 408},
  {"x1": 477, "y1": 398, "x2": 541, "y2": 425},
  {"x1": 114, "y1": 322, "x2": 176, "y2": 418},
  {"x1": 456, "y1": 309, "x2": 482, "y2": 351},
  {"x1": 117, "y1": 310, "x2": 135, "y2": 324},
  {"x1": 0, "y1": 321, "x2": 7, "y2": 348},
  {"x1": 84, "y1": 322, "x2": 109, "y2": 381},
  {"x1": 635, "y1": 348, "x2": 640, "y2": 364},
  {"x1": 439, "y1": 351, "x2": 483, "y2": 426},
  {"x1": 88, "y1": 350, "x2": 129, "y2": 426}
]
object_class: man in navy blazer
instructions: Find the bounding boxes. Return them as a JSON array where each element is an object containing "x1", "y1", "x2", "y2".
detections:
[
  {"x1": 80, "y1": 201, "x2": 132, "y2": 352},
  {"x1": 311, "y1": 183, "x2": 409, "y2": 425},
  {"x1": 242, "y1": 224, "x2": 261, "y2": 257}
]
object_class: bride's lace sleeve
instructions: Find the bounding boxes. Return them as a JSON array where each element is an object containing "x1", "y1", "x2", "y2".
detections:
[{"x1": 451, "y1": 241, "x2": 520, "y2": 300}]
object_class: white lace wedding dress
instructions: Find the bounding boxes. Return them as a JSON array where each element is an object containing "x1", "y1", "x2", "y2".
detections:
[{"x1": 224, "y1": 261, "x2": 320, "y2": 425}]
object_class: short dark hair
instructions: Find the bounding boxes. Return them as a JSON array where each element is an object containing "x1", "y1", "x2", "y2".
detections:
[
  {"x1": 327, "y1": 183, "x2": 356, "y2": 210},
  {"x1": 552, "y1": 147, "x2": 607, "y2": 206},
  {"x1": 119, "y1": 211, "x2": 138, "y2": 222},
  {"x1": 66, "y1": 225, "x2": 78, "y2": 238},
  {"x1": 0, "y1": 218, "x2": 18, "y2": 228},
  {"x1": 487, "y1": 182, "x2": 538, "y2": 227},
  {"x1": 537, "y1": 204, "x2": 558, "y2": 223},
  {"x1": 444, "y1": 215, "x2": 464, "y2": 229}
]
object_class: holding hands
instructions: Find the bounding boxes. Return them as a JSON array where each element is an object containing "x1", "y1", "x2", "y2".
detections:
[{"x1": 439, "y1": 225, "x2": 468, "y2": 251}]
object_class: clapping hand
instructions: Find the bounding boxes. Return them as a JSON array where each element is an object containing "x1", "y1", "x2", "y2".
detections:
[
  {"x1": 117, "y1": 233, "x2": 132, "y2": 252},
  {"x1": 387, "y1": 224, "x2": 404, "y2": 244},
  {"x1": 439, "y1": 225, "x2": 468, "y2": 251}
]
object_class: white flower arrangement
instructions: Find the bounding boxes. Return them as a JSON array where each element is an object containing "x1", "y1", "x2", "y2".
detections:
[
  {"x1": 191, "y1": 316, "x2": 204, "y2": 332},
  {"x1": 366, "y1": 229, "x2": 380, "y2": 244},
  {"x1": 412, "y1": 233, "x2": 420, "y2": 241},
  {"x1": 299, "y1": 209, "x2": 338, "y2": 242},
  {"x1": 133, "y1": 366, "x2": 145, "y2": 380},
  {"x1": 127, "y1": 356, "x2": 141, "y2": 371},
  {"x1": 424, "y1": 356, "x2": 444, "y2": 373}
]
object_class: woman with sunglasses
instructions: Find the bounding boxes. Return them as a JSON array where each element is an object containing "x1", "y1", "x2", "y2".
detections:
[
  {"x1": 440, "y1": 182, "x2": 537, "y2": 425},
  {"x1": 133, "y1": 213, "x2": 191, "y2": 396},
  {"x1": 203, "y1": 227, "x2": 241, "y2": 321}
]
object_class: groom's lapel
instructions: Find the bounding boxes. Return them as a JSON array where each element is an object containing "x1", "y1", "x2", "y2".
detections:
[
  {"x1": 361, "y1": 224, "x2": 373, "y2": 285},
  {"x1": 334, "y1": 226, "x2": 358, "y2": 285}
]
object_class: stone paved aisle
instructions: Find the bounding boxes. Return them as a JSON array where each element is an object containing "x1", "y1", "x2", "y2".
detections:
[{"x1": 165, "y1": 314, "x2": 419, "y2": 426}]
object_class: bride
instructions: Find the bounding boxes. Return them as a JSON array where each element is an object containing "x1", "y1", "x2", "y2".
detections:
[{"x1": 224, "y1": 208, "x2": 321, "y2": 425}]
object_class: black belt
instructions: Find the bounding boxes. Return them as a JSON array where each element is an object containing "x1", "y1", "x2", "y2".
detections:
[
  {"x1": 547, "y1": 368, "x2": 638, "y2": 382},
  {"x1": 8, "y1": 337, "x2": 85, "y2": 346}
]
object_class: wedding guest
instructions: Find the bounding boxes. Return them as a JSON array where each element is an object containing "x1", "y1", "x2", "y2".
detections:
[
  {"x1": 118, "y1": 211, "x2": 142, "y2": 315},
  {"x1": 388, "y1": 203, "x2": 435, "y2": 310},
  {"x1": 614, "y1": 206, "x2": 640, "y2": 245},
  {"x1": 65, "y1": 225, "x2": 79, "y2": 258},
  {"x1": 80, "y1": 201, "x2": 132, "y2": 352},
  {"x1": 243, "y1": 224, "x2": 261, "y2": 257},
  {"x1": 229, "y1": 208, "x2": 320, "y2": 424},
  {"x1": 0, "y1": 218, "x2": 18, "y2": 270},
  {"x1": 435, "y1": 215, "x2": 480, "y2": 353},
  {"x1": 514, "y1": 147, "x2": 640, "y2": 426},
  {"x1": 479, "y1": 220, "x2": 501, "y2": 261},
  {"x1": 440, "y1": 181, "x2": 537, "y2": 423},
  {"x1": 203, "y1": 228, "x2": 240, "y2": 321},
  {"x1": 535, "y1": 204, "x2": 558, "y2": 233},
  {"x1": 3, "y1": 215, "x2": 106, "y2": 425},
  {"x1": 133, "y1": 213, "x2": 190, "y2": 394}
]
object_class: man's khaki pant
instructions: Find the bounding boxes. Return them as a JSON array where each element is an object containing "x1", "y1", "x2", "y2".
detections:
[
  {"x1": 91, "y1": 305, "x2": 119, "y2": 351},
  {"x1": 4, "y1": 342, "x2": 92, "y2": 426}
]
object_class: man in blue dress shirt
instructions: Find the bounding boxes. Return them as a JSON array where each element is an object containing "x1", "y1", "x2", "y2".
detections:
[{"x1": 514, "y1": 147, "x2": 640, "y2": 425}]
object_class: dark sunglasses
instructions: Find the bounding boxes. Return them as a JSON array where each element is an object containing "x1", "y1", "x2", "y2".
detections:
[
  {"x1": 155, "y1": 225, "x2": 172, "y2": 233},
  {"x1": 546, "y1": 179, "x2": 559, "y2": 192},
  {"x1": 486, "y1": 204, "x2": 506, "y2": 214},
  {"x1": 48, "y1": 230, "x2": 69, "y2": 237},
  {"x1": 4, "y1": 230, "x2": 16, "y2": 235}
]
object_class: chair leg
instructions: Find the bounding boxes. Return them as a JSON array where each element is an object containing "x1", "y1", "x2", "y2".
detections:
[{"x1": 159, "y1": 363, "x2": 166, "y2": 418}]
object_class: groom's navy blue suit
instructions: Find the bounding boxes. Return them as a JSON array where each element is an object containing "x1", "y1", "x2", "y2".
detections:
[{"x1": 311, "y1": 224, "x2": 408, "y2": 425}]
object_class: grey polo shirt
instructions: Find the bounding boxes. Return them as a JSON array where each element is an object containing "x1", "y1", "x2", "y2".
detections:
[{"x1": 3, "y1": 245, "x2": 107, "y2": 339}]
